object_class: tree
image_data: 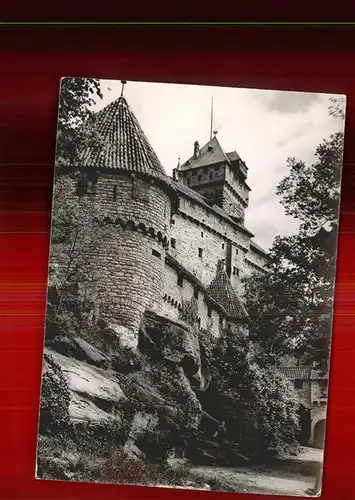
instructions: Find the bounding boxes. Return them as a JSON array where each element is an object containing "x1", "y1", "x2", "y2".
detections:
[
  {"x1": 47, "y1": 78, "x2": 114, "y2": 336},
  {"x1": 56, "y1": 77, "x2": 103, "y2": 166},
  {"x1": 198, "y1": 330, "x2": 300, "y2": 460},
  {"x1": 243, "y1": 104, "x2": 344, "y2": 372}
]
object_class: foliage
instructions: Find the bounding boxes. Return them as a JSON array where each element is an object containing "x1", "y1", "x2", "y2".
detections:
[
  {"x1": 199, "y1": 330, "x2": 300, "y2": 460},
  {"x1": 243, "y1": 121, "x2": 344, "y2": 372},
  {"x1": 56, "y1": 77, "x2": 103, "y2": 166},
  {"x1": 180, "y1": 297, "x2": 199, "y2": 326},
  {"x1": 111, "y1": 346, "x2": 143, "y2": 374},
  {"x1": 39, "y1": 354, "x2": 71, "y2": 434}
]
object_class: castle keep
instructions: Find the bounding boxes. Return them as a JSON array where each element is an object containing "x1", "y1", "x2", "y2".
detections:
[{"x1": 55, "y1": 93, "x2": 269, "y2": 344}]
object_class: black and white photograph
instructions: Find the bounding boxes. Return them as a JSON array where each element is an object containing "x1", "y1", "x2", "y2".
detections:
[{"x1": 36, "y1": 77, "x2": 346, "y2": 496}]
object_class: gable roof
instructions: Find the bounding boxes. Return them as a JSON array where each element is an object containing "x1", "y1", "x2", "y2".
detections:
[
  {"x1": 226, "y1": 150, "x2": 242, "y2": 163},
  {"x1": 206, "y1": 261, "x2": 249, "y2": 320},
  {"x1": 179, "y1": 136, "x2": 232, "y2": 171},
  {"x1": 78, "y1": 96, "x2": 168, "y2": 183}
]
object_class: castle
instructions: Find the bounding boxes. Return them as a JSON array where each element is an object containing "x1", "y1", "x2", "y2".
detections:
[
  {"x1": 53, "y1": 88, "x2": 327, "y2": 448},
  {"x1": 55, "y1": 92, "x2": 269, "y2": 345}
]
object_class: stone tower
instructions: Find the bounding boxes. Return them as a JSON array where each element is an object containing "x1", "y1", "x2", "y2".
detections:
[
  {"x1": 175, "y1": 135, "x2": 250, "y2": 223},
  {"x1": 58, "y1": 94, "x2": 178, "y2": 345}
]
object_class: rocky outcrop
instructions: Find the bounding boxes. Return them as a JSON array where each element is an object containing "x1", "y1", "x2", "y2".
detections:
[
  {"x1": 44, "y1": 348, "x2": 128, "y2": 424},
  {"x1": 140, "y1": 310, "x2": 204, "y2": 389}
]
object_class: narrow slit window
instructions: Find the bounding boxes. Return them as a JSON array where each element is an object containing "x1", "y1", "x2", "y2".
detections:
[
  {"x1": 201, "y1": 231, "x2": 204, "y2": 238},
  {"x1": 194, "y1": 287, "x2": 199, "y2": 299},
  {"x1": 222, "y1": 243, "x2": 225, "y2": 249},
  {"x1": 171, "y1": 238, "x2": 176, "y2": 249},
  {"x1": 177, "y1": 274, "x2": 183, "y2": 288},
  {"x1": 152, "y1": 249, "x2": 161, "y2": 259},
  {"x1": 113, "y1": 185, "x2": 117, "y2": 201},
  {"x1": 198, "y1": 248, "x2": 203, "y2": 258},
  {"x1": 207, "y1": 306, "x2": 212, "y2": 318}
]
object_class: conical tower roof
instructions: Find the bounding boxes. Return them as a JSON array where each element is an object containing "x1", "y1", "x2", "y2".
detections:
[
  {"x1": 206, "y1": 261, "x2": 249, "y2": 320},
  {"x1": 78, "y1": 96, "x2": 169, "y2": 184}
]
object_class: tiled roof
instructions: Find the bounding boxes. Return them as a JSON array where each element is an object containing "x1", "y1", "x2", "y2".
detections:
[
  {"x1": 279, "y1": 366, "x2": 311, "y2": 380},
  {"x1": 226, "y1": 150, "x2": 242, "y2": 163},
  {"x1": 78, "y1": 96, "x2": 168, "y2": 183},
  {"x1": 206, "y1": 261, "x2": 249, "y2": 320},
  {"x1": 179, "y1": 136, "x2": 232, "y2": 171}
]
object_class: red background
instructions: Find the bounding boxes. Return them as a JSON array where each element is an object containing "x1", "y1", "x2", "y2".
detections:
[{"x1": 0, "y1": 25, "x2": 355, "y2": 500}]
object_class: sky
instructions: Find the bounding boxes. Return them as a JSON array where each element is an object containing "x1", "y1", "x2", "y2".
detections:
[{"x1": 90, "y1": 79, "x2": 346, "y2": 251}]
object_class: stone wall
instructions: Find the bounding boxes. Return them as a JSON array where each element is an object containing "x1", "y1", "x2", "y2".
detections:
[
  {"x1": 294, "y1": 380, "x2": 312, "y2": 408},
  {"x1": 169, "y1": 195, "x2": 253, "y2": 295},
  {"x1": 224, "y1": 164, "x2": 249, "y2": 208},
  {"x1": 162, "y1": 262, "x2": 222, "y2": 338},
  {"x1": 222, "y1": 186, "x2": 245, "y2": 222},
  {"x1": 95, "y1": 173, "x2": 171, "y2": 235},
  {"x1": 52, "y1": 171, "x2": 172, "y2": 335},
  {"x1": 244, "y1": 244, "x2": 269, "y2": 277}
]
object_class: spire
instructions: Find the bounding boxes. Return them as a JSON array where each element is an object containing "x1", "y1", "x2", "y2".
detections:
[
  {"x1": 120, "y1": 80, "x2": 127, "y2": 97},
  {"x1": 78, "y1": 94, "x2": 167, "y2": 182},
  {"x1": 206, "y1": 260, "x2": 249, "y2": 320},
  {"x1": 177, "y1": 155, "x2": 181, "y2": 169}
]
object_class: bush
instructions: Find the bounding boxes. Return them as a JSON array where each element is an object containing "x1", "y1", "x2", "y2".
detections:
[
  {"x1": 99, "y1": 451, "x2": 206, "y2": 488},
  {"x1": 39, "y1": 354, "x2": 71, "y2": 435},
  {"x1": 198, "y1": 331, "x2": 300, "y2": 461},
  {"x1": 111, "y1": 346, "x2": 143, "y2": 374}
]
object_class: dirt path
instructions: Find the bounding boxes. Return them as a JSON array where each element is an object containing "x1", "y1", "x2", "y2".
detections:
[{"x1": 190, "y1": 447, "x2": 323, "y2": 496}]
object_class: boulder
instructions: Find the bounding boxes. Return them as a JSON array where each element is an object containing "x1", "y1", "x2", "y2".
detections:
[
  {"x1": 44, "y1": 349, "x2": 128, "y2": 424},
  {"x1": 142, "y1": 310, "x2": 202, "y2": 386},
  {"x1": 103, "y1": 324, "x2": 138, "y2": 351},
  {"x1": 72, "y1": 337, "x2": 109, "y2": 367}
]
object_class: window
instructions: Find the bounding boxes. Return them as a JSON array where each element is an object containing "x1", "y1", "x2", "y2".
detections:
[
  {"x1": 233, "y1": 267, "x2": 240, "y2": 277},
  {"x1": 171, "y1": 238, "x2": 176, "y2": 248},
  {"x1": 194, "y1": 287, "x2": 199, "y2": 299},
  {"x1": 172, "y1": 219, "x2": 175, "y2": 225},
  {"x1": 198, "y1": 175, "x2": 202, "y2": 182},
  {"x1": 236, "y1": 248, "x2": 239, "y2": 255},
  {"x1": 192, "y1": 171, "x2": 197, "y2": 177},
  {"x1": 152, "y1": 249, "x2": 161, "y2": 259},
  {"x1": 215, "y1": 165, "x2": 220, "y2": 171},
  {"x1": 187, "y1": 178, "x2": 191, "y2": 186},
  {"x1": 222, "y1": 243, "x2": 225, "y2": 249},
  {"x1": 198, "y1": 248, "x2": 203, "y2": 258},
  {"x1": 294, "y1": 380, "x2": 303, "y2": 390},
  {"x1": 113, "y1": 185, "x2": 117, "y2": 202},
  {"x1": 227, "y1": 323, "x2": 231, "y2": 330},
  {"x1": 201, "y1": 231, "x2": 204, "y2": 238},
  {"x1": 177, "y1": 274, "x2": 183, "y2": 288},
  {"x1": 209, "y1": 172, "x2": 213, "y2": 181},
  {"x1": 207, "y1": 306, "x2": 212, "y2": 318}
]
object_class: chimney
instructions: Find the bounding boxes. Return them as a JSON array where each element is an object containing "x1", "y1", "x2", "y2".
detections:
[{"x1": 194, "y1": 140, "x2": 200, "y2": 159}]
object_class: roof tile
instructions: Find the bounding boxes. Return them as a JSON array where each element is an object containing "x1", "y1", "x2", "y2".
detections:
[
  {"x1": 206, "y1": 261, "x2": 249, "y2": 320},
  {"x1": 79, "y1": 96, "x2": 168, "y2": 184}
]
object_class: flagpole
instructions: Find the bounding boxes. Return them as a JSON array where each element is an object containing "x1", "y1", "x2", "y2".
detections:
[{"x1": 210, "y1": 97, "x2": 214, "y2": 140}]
